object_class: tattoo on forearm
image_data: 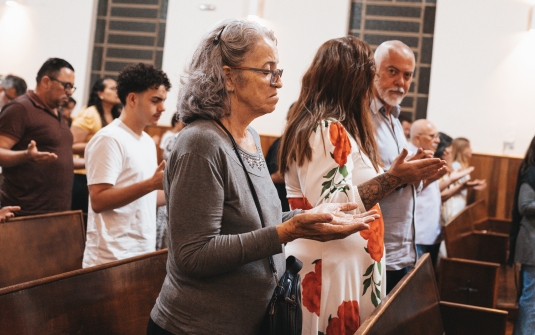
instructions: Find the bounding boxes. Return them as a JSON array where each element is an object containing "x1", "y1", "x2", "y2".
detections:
[{"x1": 357, "y1": 172, "x2": 402, "y2": 210}]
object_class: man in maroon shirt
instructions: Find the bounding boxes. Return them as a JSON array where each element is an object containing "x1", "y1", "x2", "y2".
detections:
[{"x1": 0, "y1": 58, "x2": 75, "y2": 216}]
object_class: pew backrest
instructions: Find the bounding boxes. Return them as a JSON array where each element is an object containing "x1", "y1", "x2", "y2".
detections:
[
  {"x1": 357, "y1": 254, "x2": 508, "y2": 335},
  {"x1": 0, "y1": 210, "x2": 85, "y2": 288},
  {"x1": 356, "y1": 254, "x2": 444, "y2": 335},
  {"x1": 442, "y1": 206, "x2": 476, "y2": 259},
  {"x1": 468, "y1": 199, "x2": 488, "y2": 225},
  {"x1": 0, "y1": 249, "x2": 168, "y2": 335},
  {"x1": 439, "y1": 257, "x2": 499, "y2": 308}
]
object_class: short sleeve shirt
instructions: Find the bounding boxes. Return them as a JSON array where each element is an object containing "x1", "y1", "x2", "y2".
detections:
[
  {"x1": 82, "y1": 119, "x2": 158, "y2": 267},
  {"x1": 71, "y1": 105, "x2": 103, "y2": 143},
  {"x1": 0, "y1": 91, "x2": 73, "y2": 215}
]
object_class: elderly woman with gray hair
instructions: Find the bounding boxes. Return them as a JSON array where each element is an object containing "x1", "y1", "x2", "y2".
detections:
[{"x1": 147, "y1": 19, "x2": 379, "y2": 335}]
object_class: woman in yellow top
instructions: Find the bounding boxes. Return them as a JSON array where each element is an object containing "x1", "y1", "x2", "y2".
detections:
[{"x1": 70, "y1": 78, "x2": 122, "y2": 214}]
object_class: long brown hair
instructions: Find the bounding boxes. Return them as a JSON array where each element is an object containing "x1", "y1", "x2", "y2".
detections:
[
  {"x1": 452, "y1": 137, "x2": 470, "y2": 169},
  {"x1": 279, "y1": 36, "x2": 381, "y2": 173}
]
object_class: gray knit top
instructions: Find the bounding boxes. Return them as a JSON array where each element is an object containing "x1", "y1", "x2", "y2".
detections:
[{"x1": 150, "y1": 119, "x2": 299, "y2": 334}]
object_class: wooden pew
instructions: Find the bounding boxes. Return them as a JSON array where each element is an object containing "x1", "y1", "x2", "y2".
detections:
[
  {"x1": 439, "y1": 202, "x2": 511, "y2": 308},
  {"x1": 439, "y1": 258, "x2": 499, "y2": 308},
  {"x1": 356, "y1": 254, "x2": 508, "y2": 335},
  {"x1": 469, "y1": 199, "x2": 512, "y2": 235},
  {"x1": 0, "y1": 210, "x2": 85, "y2": 288},
  {"x1": 0, "y1": 249, "x2": 167, "y2": 335},
  {"x1": 442, "y1": 202, "x2": 508, "y2": 265}
]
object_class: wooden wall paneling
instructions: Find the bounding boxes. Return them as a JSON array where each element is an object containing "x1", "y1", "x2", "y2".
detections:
[
  {"x1": 496, "y1": 158, "x2": 510, "y2": 219},
  {"x1": 469, "y1": 153, "x2": 522, "y2": 221}
]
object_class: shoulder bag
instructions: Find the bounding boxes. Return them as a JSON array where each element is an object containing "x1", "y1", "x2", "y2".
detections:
[{"x1": 215, "y1": 119, "x2": 302, "y2": 335}]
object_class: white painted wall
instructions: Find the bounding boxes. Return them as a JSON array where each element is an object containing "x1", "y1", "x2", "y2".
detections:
[
  {"x1": 0, "y1": 0, "x2": 95, "y2": 116},
  {"x1": 428, "y1": 0, "x2": 535, "y2": 156},
  {"x1": 160, "y1": 0, "x2": 350, "y2": 135}
]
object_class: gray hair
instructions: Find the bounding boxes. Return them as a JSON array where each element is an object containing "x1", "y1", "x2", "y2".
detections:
[
  {"x1": 1, "y1": 74, "x2": 27, "y2": 96},
  {"x1": 178, "y1": 19, "x2": 276, "y2": 124}
]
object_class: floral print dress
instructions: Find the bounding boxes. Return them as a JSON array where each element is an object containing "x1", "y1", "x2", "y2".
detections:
[{"x1": 285, "y1": 119, "x2": 386, "y2": 335}]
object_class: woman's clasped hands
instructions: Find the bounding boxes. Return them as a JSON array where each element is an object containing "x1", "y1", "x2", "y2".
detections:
[{"x1": 276, "y1": 202, "x2": 379, "y2": 244}]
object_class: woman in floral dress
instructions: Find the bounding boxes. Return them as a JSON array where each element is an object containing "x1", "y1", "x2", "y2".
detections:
[{"x1": 279, "y1": 36, "x2": 442, "y2": 334}]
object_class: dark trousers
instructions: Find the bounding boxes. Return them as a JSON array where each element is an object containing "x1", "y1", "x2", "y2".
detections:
[
  {"x1": 416, "y1": 243, "x2": 441, "y2": 268},
  {"x1": 71, "y1": 173, "x2": 88, "y2": 214},
  {"x1": 147, "y1": 317, "x2": 175, "y2": 335},
  {"x1": 386, "y1": 267, "x2": 411, "y2": 294}
]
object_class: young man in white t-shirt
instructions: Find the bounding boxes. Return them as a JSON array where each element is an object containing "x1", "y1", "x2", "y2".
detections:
[{"x1": 82, "y1": 63, "x2": 171, "y2": 268}]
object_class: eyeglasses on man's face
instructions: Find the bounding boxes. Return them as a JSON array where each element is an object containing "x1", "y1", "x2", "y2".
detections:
[
  {"x1": 49, "y1": 76, "x2": 76, "y2": 93},
  {"x1": 230, "y1": 67, "x2": 283, "y2": 86}
]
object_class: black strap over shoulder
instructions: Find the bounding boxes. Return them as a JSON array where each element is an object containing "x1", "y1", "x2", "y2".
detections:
[{"x1": 215, "y1": 119, "x2": 277, "y2": 276}]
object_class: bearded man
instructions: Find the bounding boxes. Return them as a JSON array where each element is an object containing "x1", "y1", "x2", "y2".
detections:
[{"x1": 370, "y1": 40, "x2": 418, "y2": 293}]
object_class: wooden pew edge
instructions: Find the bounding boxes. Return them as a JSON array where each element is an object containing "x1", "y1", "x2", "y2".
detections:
[
  {"x1": 439, "y1": 301, "x2": 508, "y2": 315},
  {"x1": 358, "y1": 254, "x2": 437, "y2": 333},
  {"x1": 0, "y1": 249, "x2": 168, "y2": 295},
  {"x1": 8, "y1": 210, "x2": 84, "y2": 223},
  {"x1": 5, "y1": 210, "x2": 86, "y2": 243},
  {"x1": 472, "y1": 231, "x2": 509, "y2": 238},
  {"x1": 444, "y1": 257, "x2": 501, "y2": 268},
  {"x1": 472, "y1": 217, "x2": 511, "y2": 225}
]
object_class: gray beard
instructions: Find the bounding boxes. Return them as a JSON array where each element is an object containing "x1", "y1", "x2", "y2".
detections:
[{"x1": 383, "y1": 94, "x2": 403, "y2": 107}]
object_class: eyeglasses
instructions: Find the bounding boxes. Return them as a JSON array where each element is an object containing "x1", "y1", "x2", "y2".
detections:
[
  {"x1": 49, "y1": 77, "x2": 76, "y2": 93},
  {"x1": 419, "y1": 133, "x2": 439, "y2": 139},
  {"x1": 230, "y1": 67, "x2": 283, "y2": 86}
]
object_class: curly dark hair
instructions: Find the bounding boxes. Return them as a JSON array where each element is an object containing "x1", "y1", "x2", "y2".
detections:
[
  {"x1": 116, "y1": 63, "x2": 171, "y2": 105},
  {"x1": 87, "y1": 78, "x2": 122, "y2": 127}
]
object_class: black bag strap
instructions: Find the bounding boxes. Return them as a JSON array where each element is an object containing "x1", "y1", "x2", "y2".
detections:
[{"x1": 215, "y1": 119, "x2": 278, "y2": 277}]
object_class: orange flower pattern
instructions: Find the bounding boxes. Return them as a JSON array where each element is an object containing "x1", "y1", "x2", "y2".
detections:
[
  {"x1": 359, "y1": 204, "x2": 384, "y2": 262},
  {"x1": 324, "y1": 300, "x2": 361, "y2": 335},
  {"x1": 320, "y1": 122, "x2": 353, "y2": 200},
  {"x1": 288, "y1": 196, "x2": 313, "y2": 211},
  {"x1": 302, "y1": 259, "x2": 322, "y2": 316},
  {"x1": 329, "y1": 122, "x2": 352, "y2": 167},
  {"x1": 284, "y1": 119, "x2": 386, "y2": 333}
]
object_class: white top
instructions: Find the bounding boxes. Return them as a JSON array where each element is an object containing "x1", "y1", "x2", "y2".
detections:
[
  {"x1": 408, "y1": 143, "x2": 442, "y2": 245},
  {"x1": 441, "y1": 161, "x2": 470, "y2": 224},
  {"x1": 414, "y1": 180, "x2": 442, "y2": 244},
  {"x1": 82, "y1": 119, "x2": 157, "y2": 268}
]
